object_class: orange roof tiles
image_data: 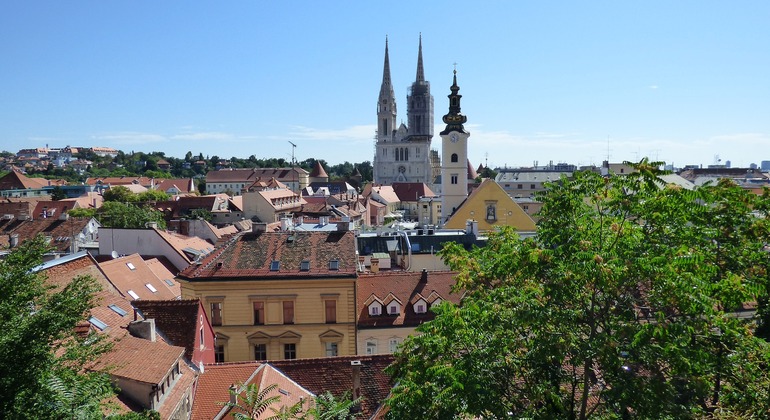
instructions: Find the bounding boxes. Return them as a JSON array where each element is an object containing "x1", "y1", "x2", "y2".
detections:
[
  {"x1": 98, "y1": 253, "x2": 180, "y2": 300},
  {"x1": 356, "y1": 271, "x2": 462, "y2": 328}
]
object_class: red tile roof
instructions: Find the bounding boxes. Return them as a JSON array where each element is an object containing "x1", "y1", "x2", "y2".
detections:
[
  {"x1": 0, "y1": 170, "x2": 50, "y2": 190},
  {"x1": 0, "y1": 216, "x2": 95, "y2": 253},
  {"x1": 32, "y1": 201, "x2": 74, "y2": 220},
  {"x1": 178, "y1": 230, "x2": 357, "y2": 280},
  {"x1": 356, "y1": 271, "x2": 462, "y2": 328},
  {"x1": 192, "y1": 363, "x2": 265, "y2": 420},
  {"x1": 132, "y1": 299, "x2": 203, "y2": 363},
  {"x1": 309, "y1": 161, "x2": 328, "y2": 179},
  {"x1": 206, "y1": 168, "x2": 308, "y2": 183},
  {"x1": 98, "y1": 253, "x2": 180, "y2": 300},
  {"x1": 155, "y1": 178, "x2": 195, "y2": 194},
  {"x1": 391, "y1": 182, "x2": 436, "y2": 202},
  {"x1": 89, "y1": 335, "x2": 185, "y2": 384},
  {"x1": 269, "y1": 355, "x2": 395, "y2": 419}
]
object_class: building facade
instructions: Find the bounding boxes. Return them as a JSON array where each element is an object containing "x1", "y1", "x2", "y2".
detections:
[{"x1": 373, "y1": 36, "x2": 438, "y2": 186}]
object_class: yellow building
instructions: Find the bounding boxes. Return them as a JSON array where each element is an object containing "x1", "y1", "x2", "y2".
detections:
[
  {"x1": 444, "y1": 178, "x2": 536, "y2": 233},
  {"x1": 177, "y1": 225, "x2": 358, "y2": 362}
]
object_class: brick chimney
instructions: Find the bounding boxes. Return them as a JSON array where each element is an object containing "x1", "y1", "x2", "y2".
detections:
[
  {"x1": 351, "y1": 360, "x2": 362, "y2": 401},
  {"x1": 127, "y1": 319, "x2": 157, "y2": 342},
  {"x1": 420, "y1": 268, "x2": 428, "y2": 283}
]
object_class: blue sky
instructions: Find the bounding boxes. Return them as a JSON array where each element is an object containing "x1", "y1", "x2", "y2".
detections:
[{"x1": 2, "y1": 1, "x2": 769, "y2": 169}]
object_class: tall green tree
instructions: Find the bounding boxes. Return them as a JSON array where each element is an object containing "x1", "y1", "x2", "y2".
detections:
[
  {"x1": 96, "y1": 201, "x2": 167, "y2": 229},
  {"x1": 0, "y1": 235, "x2": 114, "y2": 418},
  {"x1": 387, "y1": 161, "x2": 770, "y2": 419},
  {"x1": 102, "y1": 185, "x2": 136, "y2": 203}
]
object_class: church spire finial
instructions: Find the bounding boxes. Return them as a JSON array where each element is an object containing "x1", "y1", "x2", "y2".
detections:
[
  {"x1": 416, "y1": 33, "x2": 425, "y2": 83},
  {"x1": 382, "y1": 36, "x2": 392, "y2": 89},
  {"x1": 440, "y1": 67, "x2": 468, "y2": 135}
]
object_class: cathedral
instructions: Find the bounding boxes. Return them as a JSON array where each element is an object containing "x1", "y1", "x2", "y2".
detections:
[{"x1": 373, "y1": 36, "x2": 440, "y2": 186}]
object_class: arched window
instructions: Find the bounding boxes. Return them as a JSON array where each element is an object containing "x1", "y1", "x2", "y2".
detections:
[
  {"x1": 404, "y1": 148, "x2": 409, "y2": 161},
  {"x1": 451, "y1": 153, "x2": 458, "y2": 163}
]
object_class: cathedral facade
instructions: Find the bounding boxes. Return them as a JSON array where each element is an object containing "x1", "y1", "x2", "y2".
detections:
[{"x1": 373, "y1": 36, "x2": 439, "y2": 186}]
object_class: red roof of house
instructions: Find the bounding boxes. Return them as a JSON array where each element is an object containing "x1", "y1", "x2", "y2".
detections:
[
  {"x1": 0, "y1": 216, "x2": 95, "y2": 253},
  {"x1": 98, "y1": 253, "x2": 180, "y2": 300},
  {"x1": 132, "y1": 299, "x2": 204, "y2": 362},
  {"x1": 356, "y1": 271, "x2": 462, "y2": 328},
  {"x1": 391, "y1": 182, "x2": 436, "y2": 202},
  {"x1": 269, "y1": 355, "x2": 395, "y2": 419},
  {"x1": 0, "y1": 170, "x2": 50, "y2": 190},
  {"x1": 309, "y1": 161, "x2": 328, "y2": 179},
  {"x1": 191, "y1": 363, "x2": 265, "y2": 420},
  {"x1": 178, "y1": 230, "x2": 357, "y2": 280},
  {"x1": 32, "y1": 201, "x2": 74, "y2": 220}
]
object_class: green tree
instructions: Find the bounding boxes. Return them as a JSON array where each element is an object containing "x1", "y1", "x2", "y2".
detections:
[
  {"x1": 50, "y1": 185, "x2": 67, "y2": 201},
  {"x1": 97, "y1": 202, "x2": 167, "y2": 229},
  {"x1": 103, "y1": 185, "x2": 136, "y2": 203},
  {"x1": 387, "y1": 161, "x2": 770, "y2": 419},
  {"x1": 222, "y1": 383, "x2": 283, "y2": 419},
  {"x1": 136, "y1": 189, "x2": 170, "y2": 202},
  {"x1": 0, "y1": 235, "x2": 115, "y2": 418},
  {"x1": 68, "y1": 207, "x2": 97, "y2": 218},
  {"x1": 306, "y1": 391, "x2": 362, "y2": 420}
]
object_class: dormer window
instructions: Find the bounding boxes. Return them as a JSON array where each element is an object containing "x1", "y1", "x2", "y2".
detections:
[
  {"x1": 414, "y1": 299, "x2": 428, "y2": 314},
  {"x1": 270, "y1": 260, "x2": 280, "y2": 271},
  {"x1": 300, "y1": 260, "x2": 310, "y2": 271},
  {"x1": 368, "y1": 303, "x2": 381, "y2": 316},
  {"x1": 431, "y1": 298, "x2": 442, "y2": 307},
  {"x1": 388, "y1": 303, "x2": 400, "y2": 315},
  {"x1": 329, "y1": 260, "x2": 339, "y2": 270}
]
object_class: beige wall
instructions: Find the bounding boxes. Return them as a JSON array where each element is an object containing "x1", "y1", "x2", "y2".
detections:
[
  {"x1": 180, "y1": 278, "x2": 356, "y2": 362},
  {"x1": 358, "y1": 327, "x2": 415, "y2": 355}
]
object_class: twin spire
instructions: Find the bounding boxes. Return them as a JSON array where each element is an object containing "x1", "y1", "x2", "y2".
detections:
[{"x1": 380, "y1": 34, "x2": 427, "y2": 92}]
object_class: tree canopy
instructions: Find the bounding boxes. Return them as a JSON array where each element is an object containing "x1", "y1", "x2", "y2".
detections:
[
  {"x1": 387, "y1": 161, "x2": 770, "y2": 419},
  {"x1": 0, "y1": 235, "x2": 113, "y2": 418}
]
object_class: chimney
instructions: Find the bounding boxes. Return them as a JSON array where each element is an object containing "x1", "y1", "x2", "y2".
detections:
[
  {"x1": 127, "y1": 319, "x2": 157, "y2": 342},
  {"x1": 9, "y1": 234, "x2": 19, "y2": 248},
  {"x1": 351, "y1": 360, "x2": 362, "y2": 402},
  {"x1": 280, "y1": 217, "x2": 290, "y2": 231},
  {"x1": 371, "y1": 258, "x2": 380, "y2": 274},
  {"x1": 146, "y1": 221, "x2": 158, "y2": 229},
  {"x1": 420, "y1": 268, "x2": 428, "y2": 283},
  {"x1": 252, "y1": 222, "x2": 267, "y2": 233},
  {"x1": 229, "y1": 384, "x2": 238, "y2": 405}
]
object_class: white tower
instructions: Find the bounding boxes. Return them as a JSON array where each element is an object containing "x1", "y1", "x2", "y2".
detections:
[{"x1": 440, "y1": 69, "x2": 469, "y2": 223}]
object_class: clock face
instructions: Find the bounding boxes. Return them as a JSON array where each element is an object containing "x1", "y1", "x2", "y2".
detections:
[{"x1": 450, "y1": 133, "x2": 459, "y2": 143}]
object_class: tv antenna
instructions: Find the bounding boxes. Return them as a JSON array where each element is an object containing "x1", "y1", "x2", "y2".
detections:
[{"x1": 288, "y1": 141, "x2": 297, "y2": 193}]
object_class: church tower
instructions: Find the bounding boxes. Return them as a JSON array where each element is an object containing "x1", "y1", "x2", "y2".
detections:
[
  {"x1": 373, "y1": 36, "x2": 436, "y2": 186},
  {"x1": 440, "y1": 69, "x2": 469, "y2": 222}
]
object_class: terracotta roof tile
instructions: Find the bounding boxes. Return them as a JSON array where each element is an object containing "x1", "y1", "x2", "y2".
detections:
[
  {"x1": 132, "y1": 299, "x2": 202, "y2": 362},
  {"x1": 269, "y1": 355, "x2": 395, "y2": 419},
  {"x1": 98, "y1": 253, "x2": 180, "y2": 300},
  {"x1": 192, "y1": 363, "x2": 265, "y2": 420},
  {"x1": 391, "y1": 182, "x2": 436, "y2": 201},
  {"x1": 89, "y1": 335, "x2": 185, "y2": 384},
  {"x1": 356, "y1": 271, "x2": 462, "y2": 328},
  {"x1": 178, "y1": 230, "x2": 357, "y2": 280},
  {"x1": 0, "y1": 217, "x2": 95, "y2": 252}
]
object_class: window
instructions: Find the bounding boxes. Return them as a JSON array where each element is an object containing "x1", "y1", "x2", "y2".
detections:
[
  {"x1": 126, "y1": 262, "x2": 136, "y2": 271},
  {"x1": 368, "y1": 304, "x2": 381, "y2": 316},
  {"x1": 415, "y1": 302, "x2": 427, "y2": 314},
  {"x1": 530, "y1": 184, "x2": 536, "y2": 189},
  {"x1": 451, "y1": 174, "x2": 458, "y2": 185},
  {"x1": 270, "y1": 260, "x2": 280, "y2": 271},
  {"x1": 517, "y1": 184, "x2": 523, "y2": 189},
  {"x1": 325, "y1": 300, "x2": 337, "y2": 324},
  {"x1": 284, "y1": 343, "x2": 297, "y2": 360},
  {"x1": 127, "y1": 290, "x2": 140, "y2": 300},
  {"x1": 300, "y1": 260, "x2": 310, "y2": 271},
  {"x1": 283, "y1": 301, "x2": 294, "y2": 324},
  {"x1": 325, "y1": 342, "x2": 338, "y2": 357},
  {"x1": 210, "y1": 302, "x2": 223, "y2": 326},
  {"x1": 389, "y1": 338, "x2": 400, "y2": 353},
  {"x1": 254, "y1": 344, "x2": 267, "y2": 360},
  {"x1": 215, "y1": 345, "x2": 225, "y2": 363},
  {"x1": 451, "y1": 153, "x2": 458, "y2": 163},
  {"x1": 366, "y1": 341, "x2": 377, "y2": 355},
  {"x1": 108, "y1": 304, "x2": 127, "y2": 316},
  {"x1": 253, "y1": 301, "x2": 264, "y2": 325},
  {"x1": 199, "y1": 327, "x2": 204, "y2": 346},
  {"x1": 329, "y1": 260, "x2": 339, "y2": 270},
  {"x1": 145, "y1": 283, "x2": 157, "y2": 293},
  {"x1": 89, "y1": 316, "x2": 108, "y2": 331},
  {"x1": 163, "y1": 279, "x2": 174, "y2": 286},
  {"x1": 388, "y1": 303, "x2": 399, "y2": 315}
]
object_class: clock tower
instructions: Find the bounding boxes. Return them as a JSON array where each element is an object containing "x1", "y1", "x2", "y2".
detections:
[{"x1": 440, "y1": 69, "x2": 469, "y2": 223}]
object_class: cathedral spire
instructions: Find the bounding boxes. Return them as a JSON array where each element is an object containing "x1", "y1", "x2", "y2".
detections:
[
  {"x1": 416, "y1": 33, "x2": 425, "y2": 83},
  {"x1": 380, "y1": 36, "x2": 395, "y2": 99}
]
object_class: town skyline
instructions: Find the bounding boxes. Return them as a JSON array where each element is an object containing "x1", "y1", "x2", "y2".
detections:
[{"x1": 2, "y1": 2, "x2": 768, "y2": 169}]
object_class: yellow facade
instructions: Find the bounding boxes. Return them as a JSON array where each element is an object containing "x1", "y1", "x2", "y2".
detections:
[
  {"x1": 180, "y1": 277, "x2": 356, "y2": 362},
  {"x1": 444, "y1": 179, "x2": 536, "y2": 232}
]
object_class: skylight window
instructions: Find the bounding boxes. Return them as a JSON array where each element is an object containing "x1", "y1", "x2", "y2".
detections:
[
  {"x1": 163, "y1": 279, "x2": 174, "y2": 286},
  {"x1": 329, "y1": 260, "x2": 339, "y2": 270},
  {"x1": 146, "y1": 283, "x2": 158, "y2": 293},
  {"x1": 127, "y1": 290, "x2": 140, "y2": 300},
  {"x1": 126, "y1": 262, "x2": 136, "y2": 271},
  {"x1": 270, "y1": 260, "x2": 280, "y2": 271},
  {"x1": 108, "y1": 304, "x2": 127, "y2": 316},
  {"x1": 300, "y1": 260, "x2": 310, "y2": 271},
  {"x1": 89, "y1": 316, "x2": 108, "y2": 331}
]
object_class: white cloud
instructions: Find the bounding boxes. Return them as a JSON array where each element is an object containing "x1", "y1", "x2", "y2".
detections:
[{"x1": 91, "y1": 132, "x2": 167, "y2": 145}]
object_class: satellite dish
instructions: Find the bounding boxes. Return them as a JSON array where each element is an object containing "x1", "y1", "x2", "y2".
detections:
[{"x1": 110, "y1": 250, "x2": 119, "y2": 259}]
